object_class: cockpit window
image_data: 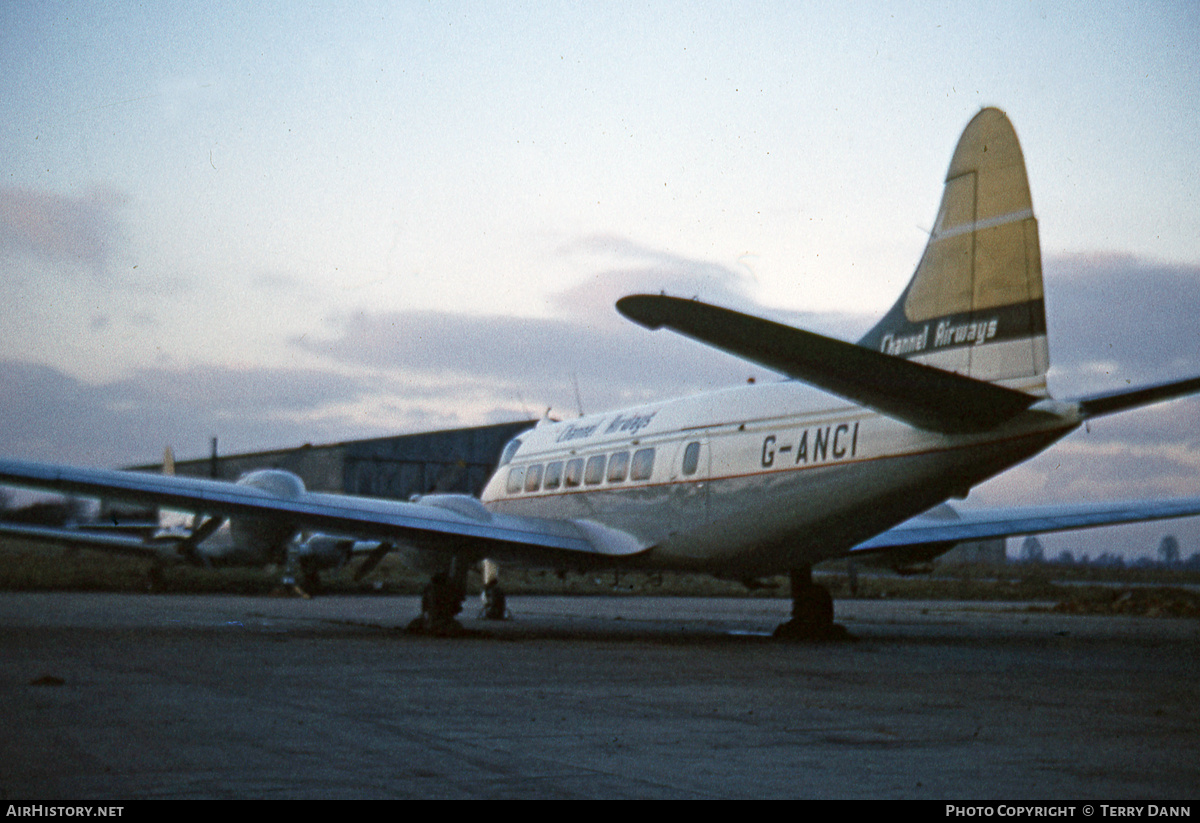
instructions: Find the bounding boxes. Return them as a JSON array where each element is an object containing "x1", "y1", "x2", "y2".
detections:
[{"x1": 498, "y1": 438, "x2": 523, "y2": 466}]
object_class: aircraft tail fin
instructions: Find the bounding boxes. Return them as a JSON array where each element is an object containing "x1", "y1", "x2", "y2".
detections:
[
  {"x1": 858, "y1": 108, "x2": 1049, "y2": 395},
  {"x1": 157, "y1": 446, "x2": 201, "y2": 535}
]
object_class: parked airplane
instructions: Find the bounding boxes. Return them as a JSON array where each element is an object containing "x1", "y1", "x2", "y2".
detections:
[
  {"x1": 0, "y1": 515, "x2": 390, "y2": 593},
  {"x1": 2, "y1": 108, "x2": 1199, "y2": 636},
  {"x1": 0, "y1": 448, "x2": 391, "y2": 594}
]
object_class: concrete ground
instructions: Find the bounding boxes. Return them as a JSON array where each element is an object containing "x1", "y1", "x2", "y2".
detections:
[{"x1": 1, "y1": 592, "x2": 1197, "y2": 800}]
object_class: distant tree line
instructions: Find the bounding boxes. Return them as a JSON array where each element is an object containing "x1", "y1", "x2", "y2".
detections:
[{"x1": 1014, "y1": 535, "x2": 1200, "y2": 570}]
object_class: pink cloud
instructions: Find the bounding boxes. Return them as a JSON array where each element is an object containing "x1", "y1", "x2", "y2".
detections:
[{"x1": 0, "y1": 186, "x2": 126, "y2": 277}]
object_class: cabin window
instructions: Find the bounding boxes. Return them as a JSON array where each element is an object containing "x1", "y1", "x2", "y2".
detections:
[
  {"x1": 584, "y1": 455, "x2": 606, "y2": 485},
  {"x1": 506, "y1": 466, "x2": 525, "y2": 494},
  {"x1": 544, "y1": 461, "x2": 563, "y2": 490},
  {"x1": 564, "y1": 458, "x2": 584, "y2": 488},
  {"x1": 631, "y1": 447, "x2": 655, "y2": 481},
  {"x1": 682, "y1": 441, "x2": 701, "y2": 476},
  {"x1": 607, "y1": 451, "x2": 630, "y2": 482},
  {"x1": 524, "y1": 464, "x2": 543, "y2": 493}
]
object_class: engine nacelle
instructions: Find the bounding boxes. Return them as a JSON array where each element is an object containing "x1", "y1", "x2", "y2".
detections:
[
  {"x1": 226, "y1": 469, "x2": 307, "y2": 564},
  {"x1": 236, "y1": 469, "x2": 306, "y2": 498},
  {"x1": 293, "y1": 535, "x2": 355, "y2": 572}
]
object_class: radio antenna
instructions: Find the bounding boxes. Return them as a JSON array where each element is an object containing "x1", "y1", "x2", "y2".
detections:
[{"x1": 570, "y1": 373, "x2": 585, "y2": 418}]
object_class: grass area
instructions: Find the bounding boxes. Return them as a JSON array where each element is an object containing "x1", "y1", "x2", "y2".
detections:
[{"x1": 1, "y1": 537, "x2": 1198, "y2": 617}]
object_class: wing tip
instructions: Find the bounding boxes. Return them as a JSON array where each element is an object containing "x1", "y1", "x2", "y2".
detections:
[{"x1": 616, "y1": 294, "x2": 669, "y2": 329}]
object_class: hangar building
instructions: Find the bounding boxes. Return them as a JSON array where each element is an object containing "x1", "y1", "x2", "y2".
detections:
[{"x1": 153, "y1": 420, "x2": 535, "y2": 500}]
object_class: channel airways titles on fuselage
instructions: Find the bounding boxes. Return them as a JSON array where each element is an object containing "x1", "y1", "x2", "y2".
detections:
[{"x1": 554, "y1": 411, "x2": 659, "y2": 444}]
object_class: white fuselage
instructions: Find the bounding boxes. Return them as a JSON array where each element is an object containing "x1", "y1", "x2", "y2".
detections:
[{"x1": 481, "y1": 380, "x2": 1080, "y2": 576}]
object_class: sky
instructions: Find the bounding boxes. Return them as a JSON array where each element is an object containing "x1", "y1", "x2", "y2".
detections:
[{"x1": 2, "y1": 1, "x2": 1199, "y2": 559}]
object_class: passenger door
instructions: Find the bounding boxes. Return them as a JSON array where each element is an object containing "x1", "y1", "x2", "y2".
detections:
[{"x1": 668, "y1": 436, "x2": 710, "y2": 529}]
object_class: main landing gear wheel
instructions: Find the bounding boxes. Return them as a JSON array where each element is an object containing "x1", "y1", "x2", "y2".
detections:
[
  {"x1": 408, "y1": 561, "x2": 470, "y2": 636},
  {"x1": 773, "y1": 566, "x2": 851, "y2": 641},
  {"x1": 480, "y1": 580, "x2": 509, "y2": 621},
  {"x1": 300, "y1": 568, "x2": 322, "y2": 595},
  {"x1": 145, "y1": 565, "x2": 165, "y2": 593},
  {"x1": 271, "y1": 575, "x2": 312, "y2": 599}
]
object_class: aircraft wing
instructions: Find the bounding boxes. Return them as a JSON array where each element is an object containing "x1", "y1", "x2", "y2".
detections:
[
  {"x1": 851, "y1": 498, "x2": 1200, "y2": 554},
  {"x1": 0, "y1": 459, "x2": 649, "y2": 563},
  {"x1": 0, "y1": 519, "x2": 175, "y2": 559}
]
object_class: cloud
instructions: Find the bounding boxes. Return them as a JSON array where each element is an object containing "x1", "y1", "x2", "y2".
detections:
[
  {"x1": 0, "y1": 360, "x2": 418, "y2": 466},
  {"x1": 1021, "y1": 253, "x2": 1200, "y2": 456},
  {"x1": 0, "y1": 186, "x2": 127, "y2": 278},
  {"x1": 295, "y1": 308, "x2": 758, "y2": 414},
  {"x1": 552, "y1": 234, "x2": 760, "y2": 320},
  {"x1": 551, "y1": 235, "x2": 873, "y2": 336},
  {"x1": 1044, "y1": 253, "x2": 1200, "y2": 394},
  {"x1": 298, "y1": 240, "x2": 875, "y2": 415},
  {"x1": 965, "y1": 253, "x2": 1200, "y2": 554},
  {"x1": 104, "y1": 364, "x2": 370, "y2": 415},
  {"x1": 297, "y1": 242, "x2": 782, "y2": 411}
]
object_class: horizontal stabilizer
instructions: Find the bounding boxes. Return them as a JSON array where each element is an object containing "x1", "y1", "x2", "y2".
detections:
[
  {"x1": 1075, "y1": 375, "x2": 1200, "y2": 419},
  {"x1": 852, "y1": 497, "x2": 1200, "y2": 554},
  {"x1": 617, "y1": 294, "x2": 1037, "y2": 433}
]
